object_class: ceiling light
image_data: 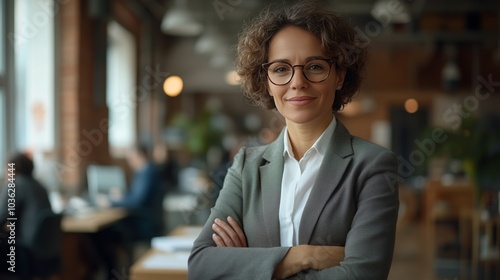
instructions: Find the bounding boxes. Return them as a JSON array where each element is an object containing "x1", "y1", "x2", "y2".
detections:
[
  {"x1": 195, "y1": 26, "x2": 226, "y2": 54},
  {"x1": 163, "y1": 76, "x2": 183, "y2": 97},
  {"x1": 404, "y1": 98, "x2": 419, "y2": 114},
  {"x1": 161, "y1": 0, "x2": 203, "y2": 36}
]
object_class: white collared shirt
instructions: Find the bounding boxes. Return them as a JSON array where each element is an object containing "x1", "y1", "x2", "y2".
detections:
[{"x1": 279, "y1": 117, "x2": 337, "y2": 246}]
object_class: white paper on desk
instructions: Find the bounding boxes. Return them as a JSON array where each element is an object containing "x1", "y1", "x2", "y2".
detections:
[
  {"x1": 142, "y1": 252, "x2": 190, "y2": 269},
  {"x1": 151, "y1": 236, "x2": 196, "y2": 252}
]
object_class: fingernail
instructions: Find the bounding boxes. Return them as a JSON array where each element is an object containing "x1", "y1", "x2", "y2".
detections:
[{"x1": 214, "y1": 218, "x2": 220, "y2": 224}]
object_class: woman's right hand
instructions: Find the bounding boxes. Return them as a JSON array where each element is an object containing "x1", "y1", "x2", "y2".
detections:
[
  {"x1": 306, "y1": 245, "x2": 345, "y2": 270},
  {"x1": 211, "y1": 216, "x2": 344, "y2": 278}
]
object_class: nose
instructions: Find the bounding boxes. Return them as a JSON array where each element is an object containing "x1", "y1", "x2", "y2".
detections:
[{"x1": 289, "y1": 66, "x2": 308, "y2": 89}]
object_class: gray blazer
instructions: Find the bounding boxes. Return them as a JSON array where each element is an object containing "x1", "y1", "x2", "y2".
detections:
[{"x1": 189, "y1": 120, "x2": 399, "y2": 280}]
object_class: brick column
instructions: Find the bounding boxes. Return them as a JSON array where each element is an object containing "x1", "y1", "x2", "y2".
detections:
[{"x1": 57, "y1": 0, "x2": 109, "y2": 193}]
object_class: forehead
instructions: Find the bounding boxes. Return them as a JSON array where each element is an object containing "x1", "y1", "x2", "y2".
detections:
[{"x1": 268, "y1": 25, "x2": 324, "y2": 61}]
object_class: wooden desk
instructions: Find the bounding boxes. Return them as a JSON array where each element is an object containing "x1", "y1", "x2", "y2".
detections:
[
  {"x1": 130, "y1": 226, "x2": 202, "y2": 280},
  {"x1": 59, "y1": 208, "x2": 128, "y2": 280},
  {"x1": 130, "y1": 249, "x2": 188, "y2": 280},
  {"x1": 423, "y1": 179, "x2": 474, "y2": 224},
  {"x1": 62, "y1": 207, "x2": 127, "y2": 233}
]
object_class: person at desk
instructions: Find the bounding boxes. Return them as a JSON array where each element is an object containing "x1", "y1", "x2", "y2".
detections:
[
  {"x1": 152, "y1": 141, "x2": 179, "y2": 193},
  {"x1": 101, "y1": 145, "x2": 165, "y2": 240},
  {"x1": 188, "y1": 2, "x2": 399, "y2": 280},
  {"x1": 0, "y1": 152, "x2": 53, "y2": 279},
  {"x1": 94, "y1": 145, "x2": 165, "y2": 279}
]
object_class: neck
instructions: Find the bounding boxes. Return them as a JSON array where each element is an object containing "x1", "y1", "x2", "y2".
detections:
[{"x1": 286, "y1": 114, "x2": 333, "y2": 160}]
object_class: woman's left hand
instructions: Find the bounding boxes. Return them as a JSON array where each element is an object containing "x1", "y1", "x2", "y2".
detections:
[{"x1": 212, "y1": 216, "x2": 248, "y2": 247}]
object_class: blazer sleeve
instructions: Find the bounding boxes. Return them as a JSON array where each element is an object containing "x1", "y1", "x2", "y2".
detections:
[
  {"x1": 188, "y1": 147, "x2": 290, "y2": 280},
  {"x1": 290, "y1": 149, "x2": 399, "y2": 280}
]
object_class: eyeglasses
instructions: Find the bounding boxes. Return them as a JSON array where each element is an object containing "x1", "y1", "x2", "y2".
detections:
[{"x1": 262, "y1": 58, "x2": 335, "y2": 86}]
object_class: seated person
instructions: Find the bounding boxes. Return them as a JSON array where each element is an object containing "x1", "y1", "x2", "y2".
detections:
[
  {"x1": 0, "y1": 152, "x2": 54, "y2": 278},
  {"x1": 92, "y1": 145, "x2": 166, "y2": 277},
  {"x1": 152, "y1": 141, "x2": 179, "y2": 193},
  {"x1": 100, "y1": 145, "x2": 165, "y2": 241}
]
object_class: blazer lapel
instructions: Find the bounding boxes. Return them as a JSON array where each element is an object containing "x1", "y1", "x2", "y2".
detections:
[
  {"x1": 299, "y1": 120, "x2": 354, "y2": 244},
  {"x1": 260, "y1": 129, "x2": 285, "y2": 246}
]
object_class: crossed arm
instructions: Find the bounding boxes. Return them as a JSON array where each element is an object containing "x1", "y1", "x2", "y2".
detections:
[
  {"x1": 212, "y1": 216, "x2": 345, "y2": 279},
  {"x1": 189, "y1": 147, "x2": 398, "y2": 280}
]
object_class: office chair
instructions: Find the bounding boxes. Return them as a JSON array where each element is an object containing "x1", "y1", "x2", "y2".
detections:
[{"x1": 25, "y1": 209, "x2": 63, "y2": 279}]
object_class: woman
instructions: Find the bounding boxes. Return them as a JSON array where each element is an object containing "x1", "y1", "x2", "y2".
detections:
[{"x1": 188, "y1": 2, "x2": 399, "y2": 279}]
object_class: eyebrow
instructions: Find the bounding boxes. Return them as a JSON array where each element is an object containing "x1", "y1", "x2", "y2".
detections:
[{"x1": 267, "y1": 56, "x2": 329, "y2": 64}]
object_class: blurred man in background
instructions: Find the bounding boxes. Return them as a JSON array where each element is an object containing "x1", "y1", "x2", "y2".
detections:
[
  {"x1": 0, "y1": 152, "x2": 54, "y2": 279},
  {"x1": 110, "y1": 145, "x2": 165, "y2": 240}
]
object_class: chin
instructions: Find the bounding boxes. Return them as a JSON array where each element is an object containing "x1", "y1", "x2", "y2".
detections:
[{"x1": 284, "y1": 114, "x2": 317, "y2": 125}]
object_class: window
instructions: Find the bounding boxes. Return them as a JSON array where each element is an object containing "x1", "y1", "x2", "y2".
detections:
[
  {"x1": 0, "y1": 0, "x2": 6, "y2": 168},
  {"x1": 14, "y1": 0, "x2": 55, "y2": 151},
  {"x1": 0, "y1": 90, "x2": 5, "y2": 168},
  {"x1": 0, "y1": 0, "x2": 4, "y2": 76},
  {"x1": 106, "y1": 21, "x2": 137, "y2": 156}
]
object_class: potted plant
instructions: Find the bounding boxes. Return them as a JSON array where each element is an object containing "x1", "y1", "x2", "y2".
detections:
[{"x1": 433, "y1": 115, "x2": 500, "y2": 205}]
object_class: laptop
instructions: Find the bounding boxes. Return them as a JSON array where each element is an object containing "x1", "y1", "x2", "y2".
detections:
[{"x1": 86, "y1": 164, "x2": 127, "y2": 207}]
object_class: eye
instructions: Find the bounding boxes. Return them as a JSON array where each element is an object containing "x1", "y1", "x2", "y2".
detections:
[
  {"x1": 306, "y1": 63, "x2": 326, "y2": 72},
  {"x1": 270, "y1": 63, "x2": 292, "y2": 75}
]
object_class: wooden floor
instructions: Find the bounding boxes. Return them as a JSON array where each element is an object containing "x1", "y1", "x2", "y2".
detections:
[
  {"x1": 389, "y1": 221, "x2": 467, "y2": 280},
  {"x1": 389, "y1": 222, "x2": 436, "y2": 280}
]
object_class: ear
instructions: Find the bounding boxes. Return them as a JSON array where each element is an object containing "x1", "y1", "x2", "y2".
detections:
[{"x1": 336, "y1": 69, "x2": 347, "y2": 90}]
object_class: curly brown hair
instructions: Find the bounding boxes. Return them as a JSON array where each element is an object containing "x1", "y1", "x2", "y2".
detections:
[{"x1": 236, "y1": 1, "x2": 368, "y2": 111}]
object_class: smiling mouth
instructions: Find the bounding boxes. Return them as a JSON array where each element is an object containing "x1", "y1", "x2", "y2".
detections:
[
  {"x1": 287, "y1": 96, "x2": 316, "y2": 106},
  {"x1": 287, "y1": 96, "x2": 314, "y2": 101}
]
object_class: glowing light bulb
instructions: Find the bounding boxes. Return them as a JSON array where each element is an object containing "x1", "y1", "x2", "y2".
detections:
[
  {"x1": 404, "y1": 98, "x2": 418, "y2": 113},
  {"x1": 163, "y1": 76, "x2": 183, "y2": 97}
]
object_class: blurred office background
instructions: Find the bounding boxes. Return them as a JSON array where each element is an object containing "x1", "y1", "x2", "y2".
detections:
[{"x1": 1, "y1": 0, "x2": 500, "y2": 279}]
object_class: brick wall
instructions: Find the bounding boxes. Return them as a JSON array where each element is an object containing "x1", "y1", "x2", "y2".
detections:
[
  {"x1": 58, "y1": 0, "x2": 109, "y2": 193},
  {"x1": 56, "y1": 0, "x2": 165, "y2": 193}
]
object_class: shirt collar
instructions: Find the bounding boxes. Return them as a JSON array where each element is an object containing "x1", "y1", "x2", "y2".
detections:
[{"x1": 283, "y1": 116, "x2": 337, "y2": 158}]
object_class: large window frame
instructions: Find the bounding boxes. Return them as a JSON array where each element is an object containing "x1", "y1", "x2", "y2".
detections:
[
  {"x1": 0, "y1": 0, "x2": 55, "y2": 184},
  {"x1": 106, "y1": 20, "x2": 137, "y2": 157},
  {"x1": 0, "y1": 0, "x2": 14, "y2": 173},
  {"x1": 0, "y1": 0, "x2": 4, "y2": 77},
  {"x1": 14, "y1": 0, "x2": 55, "y2": 152},
  {"x1": 0, "y1": 0, "x2": 5, "y2": 171}
]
